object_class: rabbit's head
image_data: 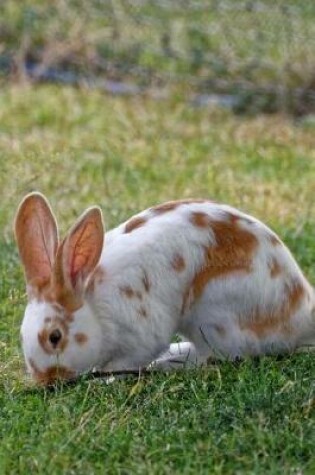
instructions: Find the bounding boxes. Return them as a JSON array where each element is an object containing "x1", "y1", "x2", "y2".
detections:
[{"x1": 15, "y1": 193, "x2": 104, "y2": 385}]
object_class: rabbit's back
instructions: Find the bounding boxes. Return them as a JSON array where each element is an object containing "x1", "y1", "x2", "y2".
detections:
[{"x1": 93, "y1": 200, "x2": 314, "y2": 359}]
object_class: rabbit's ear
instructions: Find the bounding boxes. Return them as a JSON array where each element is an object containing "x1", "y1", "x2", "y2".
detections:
[
  {"x1": 14, "y1": 193, "x2": 59, "y2": 295},
  {"x1": 54, "y1": 207, "x2": 104, "y2": 296}
]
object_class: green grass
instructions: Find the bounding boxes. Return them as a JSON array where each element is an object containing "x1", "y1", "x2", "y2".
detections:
[
  {"x1": 1, "y1": 1, "x2": 315, "y2": 95},
  {"x1": 0, "y1": 358, "x2": 314, "y2": 474},
  {"x1": 0, "y1": 84, "x2": 314, "y2": 474}
]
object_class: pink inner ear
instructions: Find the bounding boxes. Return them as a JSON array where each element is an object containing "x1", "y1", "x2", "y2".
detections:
[
  {"x1": 69, "y1": 243, "x2": 90, "y2": 288},
  {"x1": 15, "y1": 193, "x2": 58, "y2": 290},
  {"x1": 24, "y1": 242, "x2": 52, "y2": 286},
  {"x1": 61, "y1": 208, "x2": 104, "y2": 292}
]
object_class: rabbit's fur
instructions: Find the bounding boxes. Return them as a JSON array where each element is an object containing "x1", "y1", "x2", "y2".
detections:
[{"x1": 15, "y1": 193, "x2": 315, "y2": 385}]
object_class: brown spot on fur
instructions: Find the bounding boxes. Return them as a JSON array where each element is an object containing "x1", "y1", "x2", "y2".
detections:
[
  {"x1": 74, "y1": 333, "x2": 88, "y2": 345},
  {"x1": 48, "y1": 285, "x2": 82, "y2": 313},
  {"x1": 269, "y1": 257, "x2": 282, "y2": 278},
  {"x1": 37, "y1": 329, "x2": 54, "y2": 354},
  {"x1": 181, "y1": 287, "x2": 194, "y2": 315},
  {"x1": 86, "y1": 266, "x2": 105, "y2": 294},
  {"x1": 152, "y1": 199, "x2": 208, "y2": 215},
  {"x1": 30, "y1": 277, "x2": 83, "y2": 313},
  {"x1": 124, "y1": 216, "x2": 147, "y2": 233},
  {"x1": 38, "y1": 317, "x2": 69, "y2": 354},
  {"x1": 270, "y1": 234, "x2": 281, "y2": 246},
  {"x1": 230, "y1": 213, "x2": 254, "y2": 226},
  {"x1": 152, "y1": 201, "x2": 180, "y2": 214},
  {"x1": 28, "y1": 358, "x2": 75, "y2": 385},
  {"x1": 213, "y1": 324, "x2": 226, "y2": 336},
  {"x1": 120, "y1": 286, "x2": 135, "y2": 298},
  {"x1": 182, "y1": 217, "x2": 258, "y2": 313},
  {"x1": 119, "y1": 286, "x2": 143, "y2": 300},
  {"x1": 229, "y1": 214, "x2": 240, "y2": 224},
  {"x1": 171, "y1": 253, "x2": 186, "y2": 272},
  {"x1": 190, "y1": 211, "x2": 209, "y2": 228},
  {"x1": 142, "y1": 271, "x2": 151, "y2": 292},
  {"x1": 138, "y1": 306, "x2": 148, "y2": 318},
  {"x1": 289, "y1": 280, "x2": 305, "y2": 309},
  {"x1": 240, "y1": 280, "x2": 305, "y2": 337},
  {"x1": 44, "y1": 317, "x2": 52, "y2": 323}
]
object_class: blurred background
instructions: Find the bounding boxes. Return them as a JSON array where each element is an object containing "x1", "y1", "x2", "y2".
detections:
[
  {"x1": 0, "y1": 0, "x2": 314, "y2": 241},
  {"x1": 1, "y1": 0, "x2": 315, "y2": 116}
]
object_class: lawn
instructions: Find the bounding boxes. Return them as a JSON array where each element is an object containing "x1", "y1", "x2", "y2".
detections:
[
  {"x1": 1, "y1": 0, "x2": 315, "y2": 115},
  {"x1": 0, "y1": 84, "x2": 314, "y2": 474}
]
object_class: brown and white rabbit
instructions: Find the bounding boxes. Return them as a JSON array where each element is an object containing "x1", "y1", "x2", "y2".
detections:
[{"x1": 15, "y1": 192, "x2": 315, "y2": 385}]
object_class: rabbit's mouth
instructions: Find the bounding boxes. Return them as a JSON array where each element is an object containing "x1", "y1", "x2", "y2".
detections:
[{"x1": 28, "y1": 358, "x2": 76, "y2": 386}]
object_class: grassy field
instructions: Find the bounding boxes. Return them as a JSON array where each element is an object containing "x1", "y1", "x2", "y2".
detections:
[
  {"x1": 1, "y1": 0, "x2": 315, "y2": 115},
  {"x1": 0, "y1": 84, "x2": 314, "y2": 474}
]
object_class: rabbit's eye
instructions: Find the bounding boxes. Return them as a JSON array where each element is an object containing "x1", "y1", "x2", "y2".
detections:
[{"x1": 49, "y1": 329, "x2": 62, "y2": 348}]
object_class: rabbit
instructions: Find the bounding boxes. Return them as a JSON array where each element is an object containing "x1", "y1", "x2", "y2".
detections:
[{"x1": 15, "y1": 192, "x2": 315, "y2": 385}]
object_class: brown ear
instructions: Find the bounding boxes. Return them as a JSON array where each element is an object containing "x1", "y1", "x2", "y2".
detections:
[
  {"x1": 54, "y1": 207, "x2": 104, "y2": 295},
  {"x1": 14, "y1": 192, "x2": 59, "y2": 294}
]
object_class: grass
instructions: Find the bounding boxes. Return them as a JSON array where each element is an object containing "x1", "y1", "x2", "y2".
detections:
[
  {"x1": 0, "y1": 83, "x2": 314, "y2": 474},
  {"x1": 1, "y1": 0, "x2": 315, "y2": 115},
  {"x1": 0, "y1": 357, "x2": 314, "y2": 474}
]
